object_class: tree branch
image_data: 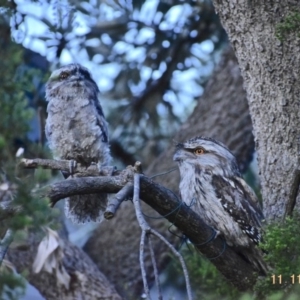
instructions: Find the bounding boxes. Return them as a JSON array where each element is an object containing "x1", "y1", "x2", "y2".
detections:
[
  {"x1": 7, "y1": 231, "x2": 123, "y2": 300},
  {"x1": 211, "y1": 1, "x2": 300, "y2": 220},
  {"x1": 0, "y1": 178, "x2": 18, "y2": 266},
  {"x1": 133, "y1": 171, "x2": 192, "y2": 300},
  {"x1": 104, "y1": 183, "x2": 133, "y2": 219},
  {"x1": 0, "y1": 229, "x2": 13, "y2": 266},
  {"x1": 284, "y1": 168, "x2": 300, "y2": 219},
  {"x1": 19, "y1": 158, "x2": 115, "y2": 177},
  {"x1": 23, "y1": 157, "x2": 259, "y2": 291},
  {"x1": 84, "y1": 45, "x2": 255, "y2": 297},
  {"x1": 148, "y1": 234, "x2": 162, "y2": 300}
]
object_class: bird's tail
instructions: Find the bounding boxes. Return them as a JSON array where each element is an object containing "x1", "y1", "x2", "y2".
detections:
[
  {"x1": 239, "y1": 247, "x2": 269, "y2": 276},
  {"x1": 65, "y1": 193, "x2": 108, "y2": 223}
]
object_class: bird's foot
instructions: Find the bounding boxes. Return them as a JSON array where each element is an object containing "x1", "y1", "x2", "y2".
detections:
[
  {"x1": 69, "y1": 159, "x2": 77, "y2": 177},
  {"x1": 97, "y1": 164, "x2": 116, "y2": 176},
  {"x1": 214, "y1": 229, "x2": 221, "y2": 239}
]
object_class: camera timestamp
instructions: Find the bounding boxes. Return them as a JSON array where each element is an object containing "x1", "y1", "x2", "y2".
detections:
[{"x1": 271, "y1": 275, "x2": 300, "y2": 284}]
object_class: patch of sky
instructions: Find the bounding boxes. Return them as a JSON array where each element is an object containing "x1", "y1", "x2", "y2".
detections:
[
  {"x1": 162, "y1": 40, "x2": 170, "y2": 48},
  {"x1": 92, "y1": 54, "x2": 104, "y2": 64},
  {"x1": 85, "y1": 38, "x2": 100, "y2": 48},
  {"x1": 128, "y1": 79, "x2": 146, "y2": 95},
  {"x1": 10, "y1": 0, "x2": 214, "y2": 123},
  {"x1": 135, "y1": 28, "x2": 155, "y2": 44},
  {"x1": 126, "y1": 47, "x2": 146, "y2": 63},
  {"x1": 152, "y1": 63, "x2": 166, "y2": 80},
  {"x1": 199, "y1": 40, "x2": 214, "y2": 54},
  {"x1": 94, "y1": 62, "x2": 123, "y2": 92},
  {"x1": 140, "y1": 65, "x2": 152, "y2": 82},
  {"x1": 139, "y1": 0, "x2": 159, "y2": 25},
  {"x1": 172, "y1": 68, "x2": 203, "y2": 97},
  {"x1": 113, "y1": 41, "x2": 131, "y2": 55},
  {"x1": 159, "y1": 4, "x2": 193, "y2": 31},
  {"x1": 157, "y1": 102, "x2": 168, "y2": 117},
  {"x1": 101, "y1": 33, "x2": 112, "y2": 45},
  {"x1": 124, "y1": 28, "x2": 138, "y2": 43},
  {"x1": 153, "y1": 11, "x2": 163, "y2": 25}
]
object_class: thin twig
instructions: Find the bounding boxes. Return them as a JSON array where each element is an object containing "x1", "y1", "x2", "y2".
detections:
[
  {"x1": 0, "y1": 229, "x2": 13, "y2": 267},
  {"x1": 133, "y1": 171, "x2": 193, "y2": 300},
  {"x1": 20, "y1": 158, "x2": 117, "y2": 177},
  {"x1": 150, "y1": 167, "x2": 177, "y2": 179},
  {"x1": 20, "y1": 158, "x2": 75, "y2": 172},
  {"x1": 148, "y1": 235, "x2": 162, "y2": 300},
  {"x1": 37, "y1": 106, "x2": 45, "y2": 146},
  {"x1": 140, "y1": 230, "x2": 151, "y2": 300},
  {"x1": 150, "y1": 230, "x2": 193, "y2": 300},
  {"x1": 19, "y1": 157, "x2": 260, "y2": 291},
  {"x1": 284, "y1": 168, "x2": 300, "y2": 219},
  {"x1": 133, "y1": 173, "x2": 151, "y2": 299},
  {"x1": 104, "y1": 183, "x2": 133, "y2": 219}
]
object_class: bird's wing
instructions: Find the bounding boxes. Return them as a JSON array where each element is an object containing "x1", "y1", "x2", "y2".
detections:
[
  {"x1": 94, "y1": 95, "x2": 109, "y2": 143},
  {"x1": 234, "y1": 176, "x2": 263, "y2": 213},
  {"x1": 212, "y1": 174, "x2": 264, "y2": 244}
]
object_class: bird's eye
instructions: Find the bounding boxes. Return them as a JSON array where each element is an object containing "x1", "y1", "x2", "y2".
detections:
[
  {"x1": 59, "y1": 72, "x2": 70, "y2": 80},
  {"x1": 194, "y1": 148, "x2": 205, "y2": 155}
]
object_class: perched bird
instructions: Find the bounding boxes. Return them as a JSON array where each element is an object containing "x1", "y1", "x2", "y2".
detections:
[
  {"x1": 174, "y1": 136, "x2": 267, "y2": 274},
  {"x1": 45, "y1": 64, "x2": 111, "y2": 223}
]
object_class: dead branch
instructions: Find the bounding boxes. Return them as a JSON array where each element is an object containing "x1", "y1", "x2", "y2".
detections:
[
  {"x1": 83, "y1": 45, "x2": 255, "y2": 297},
  {"x1": 0, "y1": 229, "x2": 13, "y2": 266},
  {"x1": 21, "y1": 157, "x2": 260, "y2": 291},
  {"x1": 133, "y1": 170, "x2": 193, "y2": 300},
  {"x1": 7, "y1": 230, "x2": 123, "y2": 300},
  {"x1": 140, "y1": 229, "x2": 151, "y2": 298},
  {"x1": 148, "y1": 235, "x2": 162, "y2": 300},
  {"x1": 284, "y1": 168, "x2": 300, "y2": 219},
  {"x1": 0, "y1": 179, "x2": 18, "y2": 266},
  {"x1": 19, "y1": 158, "x2": 116, "y2": 177},
  {"x1": 104, "y1": 183, "x2": 133, "y2": 219}
]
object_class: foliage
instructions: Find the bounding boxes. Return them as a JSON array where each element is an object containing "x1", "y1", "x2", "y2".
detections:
[
  {"x1": 9, "y1": 0, "x2": 226, "y2": 167},
  {"x1": 0, "y1": 19, "x2": 56, "y2": 300},
  {"x1": 255, "y1": 214, "x2": 300, "y2": 298},
  {"x1": 0, "y1": 271, "x2": 26, "y2": 300},
  {"x1": 0, "y1": 45, "x2": 33, "y2": 161},
  {"x1": 1, "y1": 0, "x2": 229, "y2": 298},
  {"x1": 275, "y1": 11, "x2": 300, "y2": 41},
  {"x1": 169, "y1": 245, "x2": 241, "y2": 299},
  {"x1": 172, "y1": 221, "x2": 300, "y2": 300}
]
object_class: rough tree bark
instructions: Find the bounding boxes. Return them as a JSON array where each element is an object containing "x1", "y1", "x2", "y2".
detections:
[
  {"x1": 212, "y1": 0, "x2": 300, "y2": 220},
  {"x1": 22, "y1": 160, "x2": 259, "y2": 291},
  {"x1": 1, "y1": 6, "x2": 260, "y2": 298},
  {"x1": 7, "y1": 234, "x2": 122, "y2": 300},
  {"x1": 146, "y1": 45, "x2": 255, "y2": 188},
  {"x1": 3, "y1": 45, "x2": 255, "y2": 299},
  {"x1": 84, "y1": 45, "x2": 255, "y2": 297}
]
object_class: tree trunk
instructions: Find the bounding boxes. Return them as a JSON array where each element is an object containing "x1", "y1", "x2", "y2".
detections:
[
  {"x1": 5, "y1": 45, "x2": 256, "y2": 298},
  {"x1": 146, "y1": 45, "x2": 254, "y2": 189},
  {"x1": 84, "y1": 45, "x2": 255, "y2": 296},
  {"x1": 212, "y1": 0, "x2": 300, "y2": 220},
  {"x1": 7, "y1": 232, "x2": 122, "y2": 300}
]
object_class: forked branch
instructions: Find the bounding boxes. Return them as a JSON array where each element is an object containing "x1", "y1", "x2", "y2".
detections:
[
  {"x1": 132, "y1": 169, "x2": 192, "y2": 300},
  {"x1": 20, "y1": 157, "x2": 259, "y2": 291}
]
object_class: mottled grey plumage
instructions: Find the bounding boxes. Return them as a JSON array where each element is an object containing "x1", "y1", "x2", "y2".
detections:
[
  {"x1": 174, "y1": 136, "x2": 267, "y2": 274},
  {"x1": 45, "y1": 64, "x2": 111, "y2": 223}
]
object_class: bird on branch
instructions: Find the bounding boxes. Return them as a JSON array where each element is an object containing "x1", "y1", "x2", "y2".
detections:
[
  {"x1": 45, "y1": 64, "x2": 111, "y2": 223},
  {"x1": 174, "y1": 136, "x2": 268, "y2": 275}
]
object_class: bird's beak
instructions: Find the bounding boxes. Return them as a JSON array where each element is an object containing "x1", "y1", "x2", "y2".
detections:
[{"x1": 173, "y1": 149, "x2": 184, "y2": 162}]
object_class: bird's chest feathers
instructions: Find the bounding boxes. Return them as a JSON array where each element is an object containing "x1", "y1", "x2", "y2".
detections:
[
  {"x1": 46, "y1": 95, "x2": 104, "y2": 161},
  {"x1": 48, "y1": 93, "x2": 91, "y2": 116},
  {"x1": 179, "y1": 167, "x2": 217, "y2": 213},
  {"x1": 179, "y1": 164, "x2": 250, "y2": 246},
  {"x1": 179, "y1": 164, "x2": 228, "y2": 224}
]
